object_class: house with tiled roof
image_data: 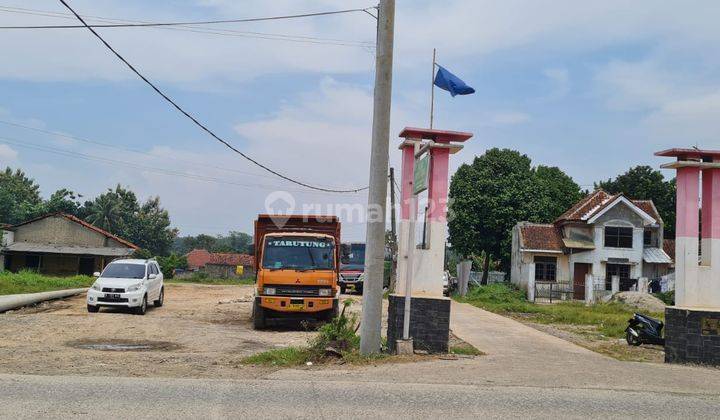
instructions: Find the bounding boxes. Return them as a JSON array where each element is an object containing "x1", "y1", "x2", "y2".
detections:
[
  {"x1": 185, "y1": 248, "x2": 255, "y2": 278},
  {"x1": 510, "y1": 190, "x2": 673, "y2": 300},
  {"x1": 1, "y1": 213, "x2": 138, "y2": 276}
]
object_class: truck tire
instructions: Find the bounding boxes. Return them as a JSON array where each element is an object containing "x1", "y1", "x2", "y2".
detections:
[
  {"x1": 252, "y1": 301, "x2": 266, "y2": 329},
  {"x1": 340, "y1": 284, "x2": 346, "y2": 294}
]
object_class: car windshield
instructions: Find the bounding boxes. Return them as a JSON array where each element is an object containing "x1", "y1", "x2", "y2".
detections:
[
  {"x1": 101, "y1": 263, "x2": 146, "y2": 279},
  {"x1": 262, "y1": 236, "x2": 335, "y2": 271}
]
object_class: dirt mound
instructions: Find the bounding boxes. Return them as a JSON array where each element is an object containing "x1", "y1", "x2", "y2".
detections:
[{"x1": 611, "y1": 292, "x2": 666, "y2": 313}]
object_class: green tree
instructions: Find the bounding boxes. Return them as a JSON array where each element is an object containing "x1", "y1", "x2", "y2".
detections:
[
  {"x1": 156, "y1": 253, "x2": 188, "y2": 279},
  {"x1": 534, "y1": 165, "x2": 583, "y2": 222},
  {"x1": 85, "y1": 193, "x2": 121, "y2": 232},
  {"x1": 83, "y1": 185, "x2": 176, "y2": 255},
  {"x1": 42, "y1": 188, "x2": 82, "y2": 216},
  {"x1": 0, "y1": 167, "x2": 43, "y2": 224},
  {"x1": 448, "y1": 149, "x2": 581, "y2": 273},
  {"x1": 596, "y1": 166, "x2": 676, "y2": 238}
]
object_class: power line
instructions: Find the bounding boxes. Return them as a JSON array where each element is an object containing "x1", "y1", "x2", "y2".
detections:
[
  {"x1": 56, "y1": 0, "x2": 368, "y2": 194},
  {"x1": 0, "y1": 6, "x2": 376, "y2": 48},
  {"x1": 0, "y1": 5, "x2": 376, "y2": 30},
  {"x1": 0, "y1": 118, "x2": 298, "y2": 183},
  {"x1": 0, "y1": 136, "x2": 362, "y2": 197}
]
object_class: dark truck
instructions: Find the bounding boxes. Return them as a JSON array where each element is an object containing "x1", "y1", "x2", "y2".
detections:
[{"x1": 339, "y1": 242, "x2": 365, "y2": 294}]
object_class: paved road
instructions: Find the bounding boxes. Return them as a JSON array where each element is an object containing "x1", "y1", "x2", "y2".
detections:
[{"x1": 2, "y1": 373, "x2": 719, "y2": 419}]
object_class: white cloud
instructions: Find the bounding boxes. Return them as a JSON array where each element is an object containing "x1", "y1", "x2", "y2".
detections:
[
  {"x1": 488, "y1": 111, "x2": 530, "y2": 126},
  {"x1": 0, "y1": 144, "x2": 19, "y2": 161}
]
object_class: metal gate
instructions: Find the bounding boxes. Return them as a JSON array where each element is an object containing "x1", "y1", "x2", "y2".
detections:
[{"x1": 534, "y1": 281, "x2": 574, "y2": 303}]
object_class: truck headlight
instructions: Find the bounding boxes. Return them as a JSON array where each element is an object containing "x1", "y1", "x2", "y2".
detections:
[
  {"x1": 127, "y1": 283, "x2": 142, "y2": 292},
  {"x1": 264, "y1": 287, "x2": 276, "y2": 295},
  {"x1": 91, "y1": 283, "x2": 102, "y2": 291},
  {"x1": 318, "y1": 288, "x2": 332, "y2": 297}
]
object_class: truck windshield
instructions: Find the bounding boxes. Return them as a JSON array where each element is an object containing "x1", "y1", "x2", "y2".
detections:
[
  {"x1": 345, "y1": 244, "x2": 365, "y2": 265},
  {"x1": 262, "y1": 236, "x2": 335, "y2": 270},
  {"x1": 101, "y1": 263, "x2": 146, "y2": 279}
]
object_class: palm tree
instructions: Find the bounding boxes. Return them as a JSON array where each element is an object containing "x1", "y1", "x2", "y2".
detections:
[{"x1": 86, "y1": 194, "x2": 120, "y2": 232}]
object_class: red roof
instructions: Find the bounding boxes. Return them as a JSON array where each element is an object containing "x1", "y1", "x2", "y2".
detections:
[
  {"x1": 655, "y1": 148, "x2": 720, "y2": 159},
  {"x1": 663, "y1": 239, "x2": 676, "y2": 262},
  {"x1": 186, "y1": 248, "x2": 254, "y2": 269},
  {"x1": 398, "y1": 127, "x2": 473, "y2": 143},
  {"x1": 11, "y1": 213, "x2": 138, "y2": 249},
  {"x1": 555, "y1": 190, "x2": 660, "y2": 225},
  {"x1": 518, "y1": 223, "x2": 564, "y2": 252}
]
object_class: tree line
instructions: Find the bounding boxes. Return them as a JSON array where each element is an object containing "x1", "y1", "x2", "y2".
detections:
[{"x1": 448, "y1": 148, "x2": 676, "y2": 274}]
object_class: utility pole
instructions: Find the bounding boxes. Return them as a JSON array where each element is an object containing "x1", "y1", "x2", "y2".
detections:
[
  {"x1": 360, "y1": 0, "x2": 395, "y2": 355},
  {"x1": 388, "y1": 167, "x2": 398, "y2": 292}
]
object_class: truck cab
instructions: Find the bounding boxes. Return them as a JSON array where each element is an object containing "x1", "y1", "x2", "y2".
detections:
[
  {"x1": 253, "y1": 215, "x2": 340, "y2": 329},
  {"x1": 340, "y1": 242, "x2": 365, "y2": 294}
]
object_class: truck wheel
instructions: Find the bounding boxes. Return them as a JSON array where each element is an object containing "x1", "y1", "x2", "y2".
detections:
[
  {"x1": 340, "y1": 284, "x2": 346, "y2": 294},
  {"x1": 252, "y1": 301, "x2": 266, "y2": 329},
  {"x1": 356, "y1": 284, "x2": 363, "y2": 295},
  {"x1": 87, "y1": 305, "x2": 99, "y2": 313},
  {"x1": 135, "y1": 295, "x2": 147, "y2": 315}
]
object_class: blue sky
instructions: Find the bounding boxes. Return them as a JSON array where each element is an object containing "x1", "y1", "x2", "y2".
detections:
[{"x1": 2, "y1": 1, "x2": 720, "y2": 240}]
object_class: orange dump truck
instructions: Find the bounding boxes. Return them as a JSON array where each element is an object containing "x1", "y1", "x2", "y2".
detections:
[{"x1": 252, "y1": 214, "x2": 340, "y2": 329}]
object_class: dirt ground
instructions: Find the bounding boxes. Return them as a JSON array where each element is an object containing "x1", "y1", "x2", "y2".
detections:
[{"x1": 0, "y1": 283, "x2": 319, "y2": 379}]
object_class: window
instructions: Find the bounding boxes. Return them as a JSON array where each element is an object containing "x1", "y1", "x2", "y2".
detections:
[
  {"x1": 262, "y1": 236, "x2": 335, "y2": 270},
  {"x1": 149, "y1": 264, "x2": 157, "y2": 275},
  {"x1": 534, "y1": 256, "x2": 557, "y2": 282},
  {"x1": 101, "y1": 263, "x2": 146, "y2": 279},
  {"x1": 643, "y1": 230, "x2": 652, "y2": 246},
  {"x1": 605, "y1": 226, "x2": 633, "y2": 248}
]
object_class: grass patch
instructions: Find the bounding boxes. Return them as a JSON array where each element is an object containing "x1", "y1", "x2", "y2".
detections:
[
  {"x1": 168, "y1": 272, "x2": 255, "y2": 286},
  {"x1": 456, "y1": 283, "x2": 663, "y2": 338},
  {"x1": 449, "y1": 342, "x2": 484, "y2": 356},
  {"x1": 0, "y1": 270, "x2": 94, "y2": 296},
  {"x1": 240, "y1": 346, "x2": 311, "y2": 367},
  {"x1": 241, "y1": 299, "x2": 392, "y2": 366}
]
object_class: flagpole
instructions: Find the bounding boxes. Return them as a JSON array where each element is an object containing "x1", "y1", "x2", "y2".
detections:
[{"x1": 430, "y1": 48, "x2": 436, "y2": 129}]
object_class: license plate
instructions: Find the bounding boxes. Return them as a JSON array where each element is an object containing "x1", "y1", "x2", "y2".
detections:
[
  {"x1": 106, "y1": 293, "x2": 121, "y2": 299},
  {"x1": 288, "y1": 303, "x2": 304, "y2": 310}
]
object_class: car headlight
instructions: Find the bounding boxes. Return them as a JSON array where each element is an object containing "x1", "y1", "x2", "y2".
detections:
[
  {"x1": 264, "y1": 287, "x2": 276, "y2": 295},
  {"x1": 91, "y1": 283, "x2": 102, "y2": 291},
  {"x1": 127, "y1": 283, "x2": 142, "y2": 292},
  {"x1": 318, "y1": 288, "x2": 332, "y2": 297}
]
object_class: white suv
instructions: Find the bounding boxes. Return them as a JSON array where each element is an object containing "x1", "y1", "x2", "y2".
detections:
[{"x1": 86, "y1": 259, "x2": 164, "y2": 315}]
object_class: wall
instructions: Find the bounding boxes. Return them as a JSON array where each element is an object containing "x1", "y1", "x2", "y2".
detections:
[{"x1": 13, "y1": 216, "x2": 126, "y2": 248}]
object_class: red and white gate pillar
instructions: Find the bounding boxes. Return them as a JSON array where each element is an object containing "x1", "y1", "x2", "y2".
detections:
[
  {"x1": 657, "y1": 148, "x2": 720, "y2": 365},
  {"x1": 388, "y1": 127, "x2": 472, "y2": 353}
]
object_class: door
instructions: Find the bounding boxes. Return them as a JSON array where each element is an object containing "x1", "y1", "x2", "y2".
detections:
[
  {"x1": 78, "y1": 257, "x2": 95, "y2": 276},
  {"x1": 606, "y1": 264, "x2": 631, "y2": 291},
  {"x1": 573, "y1": 263, "x2": 590, "y2": 300}
]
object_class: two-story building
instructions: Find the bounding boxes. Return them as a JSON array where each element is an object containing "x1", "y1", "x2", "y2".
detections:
[{"x1": 510, "y1": 190, "x2": 673, "y2": 299}]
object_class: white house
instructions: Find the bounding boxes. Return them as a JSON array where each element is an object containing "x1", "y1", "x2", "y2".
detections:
[{"x1": 510, "y1": 190, "x2": 673, "y2": 300}]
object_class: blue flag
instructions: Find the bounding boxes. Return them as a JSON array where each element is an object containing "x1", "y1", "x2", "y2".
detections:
[{"x1": 433, "y1": 65, "x2": 475, "y2": 96}]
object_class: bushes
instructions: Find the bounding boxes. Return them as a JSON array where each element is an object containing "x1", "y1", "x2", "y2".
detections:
[
  {"x1": 0, "y1": 270, "x2": 94, "y2": 295},
  {"x1": 654, "y1": 290, "x2": 675, "y2": 306}
]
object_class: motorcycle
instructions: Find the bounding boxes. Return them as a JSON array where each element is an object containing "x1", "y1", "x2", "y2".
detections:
[{"x1": 625, "y1": 313, "x2": 665, "y2": 346}]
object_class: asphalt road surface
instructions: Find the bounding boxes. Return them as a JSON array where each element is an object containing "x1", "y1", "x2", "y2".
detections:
[{"x1": 2, "y1": 373, "x2": 719, "y2": 419}]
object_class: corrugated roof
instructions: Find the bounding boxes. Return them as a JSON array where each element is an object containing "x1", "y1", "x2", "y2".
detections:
[
  {"x1": 643, "y1": 247, "x2": 673, "y2": 264},
  {"x1": 4, "y1": 242, "x2": 135, "y2": 257},
  {"x1": 663, "y1": 239, "x2": 675, "y2": 261},
  {"x1": 555, "y1": 190, "x2": 661, "y2": 225},
  {"x1": 11, "y1": 213, "x2": 138, "y2": 249},
  {"x1": 518, "y1": 223, "x2": 564, "y2": 252}
]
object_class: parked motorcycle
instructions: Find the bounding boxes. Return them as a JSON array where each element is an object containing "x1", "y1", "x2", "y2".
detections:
[{"x1": 625, "y1": 313, "x2": 665, "y2": 346}]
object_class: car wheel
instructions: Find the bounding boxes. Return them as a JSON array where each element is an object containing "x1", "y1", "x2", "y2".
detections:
[
  {"x1": 252, "y1": 301, "x2": 266, "y2": 329},
  {"x1": 87, "y1": 304, "x2": 99, "y2": 313},
  {"x1": 135, "y1": 295, "x2": 147, "y2": 315},
  {"x1": 153, "y1": 287, "x2": 164, "y2": 307}
]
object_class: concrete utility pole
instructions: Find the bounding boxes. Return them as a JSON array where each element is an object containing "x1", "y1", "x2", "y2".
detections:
[
  {"x1": 360, "y1": 0, "x2": 395, "y2": 355},
  {"x1": 389, "y1": 167, "x2": 398, "y2": 292}
]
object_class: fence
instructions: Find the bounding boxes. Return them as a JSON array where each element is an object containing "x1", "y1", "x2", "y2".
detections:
[
  {"x1": 534, "y1": 280, "x2": 574, "y2": 303},
  {"x1": 469, "y1": 271, "x2": 506, "y2": 286}
]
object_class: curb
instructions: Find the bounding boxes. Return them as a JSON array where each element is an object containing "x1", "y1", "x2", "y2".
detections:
[{"x1": 0, "y1": 288, "x2": 87, "y2": 313}]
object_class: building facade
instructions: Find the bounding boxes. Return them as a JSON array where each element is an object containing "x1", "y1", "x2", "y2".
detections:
[
  {"x1": 511, "y1": 190, "x2": 673, "y2": 299},
  {"x1": 1, "y1": 213, "x2": 137, "y2": 276}
]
